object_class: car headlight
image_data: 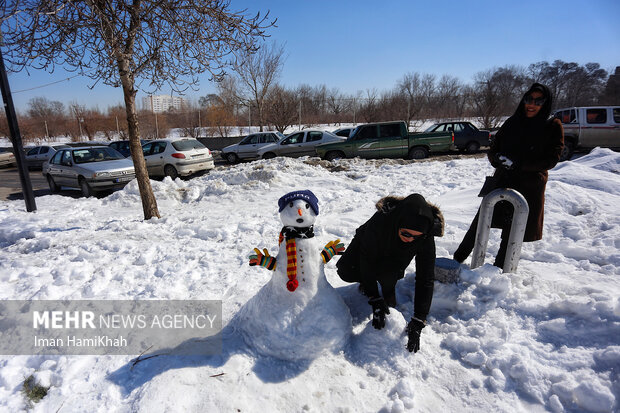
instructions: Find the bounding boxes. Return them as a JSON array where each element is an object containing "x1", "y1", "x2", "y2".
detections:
[{"x1": 93, "y1": 172, "x2": 111, "y2": 178}]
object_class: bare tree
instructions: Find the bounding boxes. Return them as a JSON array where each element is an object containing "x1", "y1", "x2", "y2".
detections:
[
  {"x1": 0, "y1": 112, "x2": 9, "y2": 139},
  {"x1": 436, "y1": 75, "x2": 463, "y2": 119},
  {"x1": 600, "y1": 66, "x2": 620, "y2": 105},
  {"x1": 358, "y1": 88, "x2": 379, "y2": 123},
  {"x1": 528, "y1": 60, "x2": 607, "y2": 107},
  {"x1": 471, "y1": 66, "x2": 527, "y2": 129},
  {"x1": 265, "y1": 84, "x2": 298, "y2": 133},
  {"x1": 419, "y1": 74, "x2": 437, "y2": 119},
  {"x1": 231, "y1": 41, "x2": 285, "y2": 131},
  {"x1": 27, "y1": 97, "x2": 66, "y2": 138},
  {"x1": 2, "y1": 1, "x2": 274, "y2": 219},
  {"x1": 397, "y1": 72, "x2": 424, "y2": 126},
  {"x1": 325, "y1": 88, "x2": 352, "y2": 125}
]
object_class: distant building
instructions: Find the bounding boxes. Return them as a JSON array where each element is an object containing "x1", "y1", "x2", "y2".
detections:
[{"x1": 142, "y1": 95, "x2": 186, "y2": 113}]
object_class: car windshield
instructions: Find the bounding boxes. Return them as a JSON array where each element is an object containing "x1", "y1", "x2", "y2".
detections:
[
  {"x1": 349, "y1": 126, "x2": 361, "y2": 140},
  {"x1": 424, "y1": 124, "x2": 439, "y2": 132},
  {"x1": 172, "y1": 139, "x2": 205, "y2": 151},
  {"x1": 275, "y1": 132, "x2": 286, "y2": 141},
  {"x1": 73, "y1": 147, "x2": 125, "y2": 164}
]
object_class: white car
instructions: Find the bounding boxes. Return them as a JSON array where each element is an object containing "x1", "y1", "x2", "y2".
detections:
[
  {"x1": 257, "y1": 130, "x2": 346, "y2": 159},
  {"x1": 221, "y1": 131, "x2": 285, "y2": 163},
  {"x1": 0, "y1": 148, "x2": 16, "y2": 168},
  {"x1": 141, "y1": 138, "x2": 214, "y2": 179}
]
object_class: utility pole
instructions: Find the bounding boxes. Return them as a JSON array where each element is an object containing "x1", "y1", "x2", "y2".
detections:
[{"x1": 0, "y1": 49, "x2": 36, "y2": 212}]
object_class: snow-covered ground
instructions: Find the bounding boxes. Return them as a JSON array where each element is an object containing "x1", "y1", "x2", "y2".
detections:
[{"x1": 0, "y1": 148, "x2": 618, "y2": 412}]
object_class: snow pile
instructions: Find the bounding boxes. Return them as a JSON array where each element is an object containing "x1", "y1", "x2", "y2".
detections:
[{"x1": 0, "y1": 149, "x2": 618, "y2": 412}]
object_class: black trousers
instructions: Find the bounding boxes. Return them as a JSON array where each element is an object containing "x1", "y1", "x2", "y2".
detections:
[
  {"x1": 337, "y1": 265, "x2": 401, "y2": 300},
  {"x1": 453, "y1": 210, "x2": 510, "y2": 269}
]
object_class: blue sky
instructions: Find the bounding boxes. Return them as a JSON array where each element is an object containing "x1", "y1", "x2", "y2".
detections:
[{"x1": 4, "y1": 0, "x2": 620, "y2": 112}]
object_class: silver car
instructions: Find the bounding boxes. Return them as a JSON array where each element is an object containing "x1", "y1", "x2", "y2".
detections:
[
  {"x1": 42, "y1": 146, "x2": 136, "y2": 197},
  {"x1": 257, "y1": 130, "x2": 346, "y2": 159},
  {"x1": 221, "y1": 131, "x2": 285, "y2": 163},
  {"x1": 141, "y1": 138, "x2": 214, "y2": 179},
  {"x1": 25, "y1": 144, "x2": 71, "y2": 169}
]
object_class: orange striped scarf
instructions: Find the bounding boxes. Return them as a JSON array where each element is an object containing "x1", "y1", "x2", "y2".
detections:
[{"x1": 279, "y1": 231, "x2": 299, "y2": 292}]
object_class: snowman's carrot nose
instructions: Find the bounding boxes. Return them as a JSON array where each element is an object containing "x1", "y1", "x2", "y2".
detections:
[{"x1": 297, "y1": 208, "x2": 303, "y2": 216}]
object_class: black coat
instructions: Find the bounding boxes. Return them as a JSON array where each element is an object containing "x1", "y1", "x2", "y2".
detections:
[
  {"x1": 488, "y1": 83, "x2": 564, "y2": 241},
  {"x1": 337, "y1": 194, "x2": 444, "y2": 321}
]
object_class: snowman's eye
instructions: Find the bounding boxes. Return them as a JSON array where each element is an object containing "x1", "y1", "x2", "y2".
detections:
[
  {"x1": 289, "y1": 202, "x2": 294, "y2": 208},
  {"x1": 305, "y1": 203, "x2": 310, "y2": 209}
]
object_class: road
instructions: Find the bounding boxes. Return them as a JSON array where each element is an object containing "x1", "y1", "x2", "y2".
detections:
[
  {"x1": 0, "y1": 152, "x2": 229, "y2": 201},
  {"x1": 0, "y1": 165, "x2": 63, "y2": 201}
]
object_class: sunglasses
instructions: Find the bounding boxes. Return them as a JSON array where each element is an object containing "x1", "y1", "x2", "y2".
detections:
[
  {"x1": 523, "y1": 96, "x2": 546, "y2": 106},
  {"x1": 399, "y1": 230, "x2": 422, "y2": 239}
]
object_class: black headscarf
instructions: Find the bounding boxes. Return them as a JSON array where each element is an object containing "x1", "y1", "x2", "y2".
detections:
[
  {"x1": 514, "y1": 83, "x2": 553, "y2": 122},
  {"x1": 386, "y1": 194, "x2": 434, "y2": 253}
]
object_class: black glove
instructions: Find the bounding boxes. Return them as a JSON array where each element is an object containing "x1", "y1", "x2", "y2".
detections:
[
  {"x1": 406, "y1": 318, "x2": 425, "y2": 353},
  {"x1": 368, "y1": 297, "x2": 390, "y2": 330}
]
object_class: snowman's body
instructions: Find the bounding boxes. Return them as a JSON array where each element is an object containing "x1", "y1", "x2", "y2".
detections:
[{"x1": 237, "y1": 196, "x2": 352, "y2": 361}]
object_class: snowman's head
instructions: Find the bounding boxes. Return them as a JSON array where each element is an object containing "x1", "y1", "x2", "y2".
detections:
[{"x1": 278, "y1": 190, "x2": 319, "y2": 228}]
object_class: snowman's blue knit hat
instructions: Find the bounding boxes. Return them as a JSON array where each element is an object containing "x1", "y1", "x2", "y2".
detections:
[{"x1": 278, "y1": 190, "x2": 319, "y2": 215}]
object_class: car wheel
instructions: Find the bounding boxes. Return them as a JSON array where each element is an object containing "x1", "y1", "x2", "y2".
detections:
[
  {"x1": 225, "y1": 153, "x2": 238, "y2": 164},
  {"x1": 79, "y1": 178, "x2": 92, "y2": 197},
  {"x1": 47, "y1": 175, "x2": 59, "y2": 193},
  {"x1": 263, "y1": 152, "x2": 276, "y2": 160},
  {"x1": 465, "y1": 141, "x2": 480, "y2": 153},
  {"x1": 408, "y1": 147, "x2": 429, "y2": 160},
  {"x1": 325, "y1": 151, "x2": 345, "y2": 161},
  {"x1": 164, "y1": 164, "x2": 179, "y2": 179},
  {"x1": 560, "y1": 141, "x2": 574, "y2": 161}
]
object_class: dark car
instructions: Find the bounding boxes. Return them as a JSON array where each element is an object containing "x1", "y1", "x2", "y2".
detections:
[
  {"x1": 425, "y1": 122, "x2": 490, "y2": 153},
  {"x1": 108, "y1": 140, "x2": 148, "y2": 158}
]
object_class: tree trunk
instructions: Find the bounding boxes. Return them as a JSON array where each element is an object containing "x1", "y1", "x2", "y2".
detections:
[{"x1": 118, "y1": 58, "x2": 160, "y2": 220}]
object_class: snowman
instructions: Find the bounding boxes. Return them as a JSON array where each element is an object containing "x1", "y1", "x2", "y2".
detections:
[{"x1": 236, "y1": 190, "x2": 352, "y2": 361}]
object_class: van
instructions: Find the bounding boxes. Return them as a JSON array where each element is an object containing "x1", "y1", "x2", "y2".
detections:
[{"x1": 553, "y1": 106, "x2": 620, "y2": 160}]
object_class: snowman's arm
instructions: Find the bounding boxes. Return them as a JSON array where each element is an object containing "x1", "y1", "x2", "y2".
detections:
[
  {"x1": 321, "y1": 239, "x2": 345, "y2": 264},
  {"x1": 249, "y1": 248, "x2": 277, "y2": 271}
]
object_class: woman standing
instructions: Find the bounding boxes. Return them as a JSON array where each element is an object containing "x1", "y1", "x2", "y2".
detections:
[{"x1": 453, "y1": 83, "x2": 564, "y2": 268}]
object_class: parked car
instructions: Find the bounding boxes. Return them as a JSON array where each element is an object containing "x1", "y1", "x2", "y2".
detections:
[
  {"x1": 553, "y1": 106, "x2": 620, "y2": 160},
  {"x1": 257, "y1": 130, "x2": 346, "y2": 159},
  {"x1": 221, "y1": 131, "x2": 285, "y2": 163},
  {"x1": 108, "y1": 140, "x2": 148, "y2": 158},
  {"x1": 25, "y1": 144, "x2": 71, "y2": 169},
  {"x1": 0, "y1": 148, "x2": 16, "y2": 168},
  {"x1": 42, "y1": 146, "x2": 136, "y2": 197},
  {"x1": 316, "y1": 121, "x2": 454, "y2": 161},
  {"x1": 424, "y1": 122, "x2": 490, "y2": 153},
  {"x1": 332, "y1": 127, "x2": 354, "y2": 138},
  {"x1": 141, "y1": 137, "x2": 214, "y2": 179}
]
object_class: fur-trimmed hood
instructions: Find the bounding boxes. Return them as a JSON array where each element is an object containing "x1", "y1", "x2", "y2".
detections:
[{"x1": 375, "y1": 195, "x2": 445, "y2": 237}]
